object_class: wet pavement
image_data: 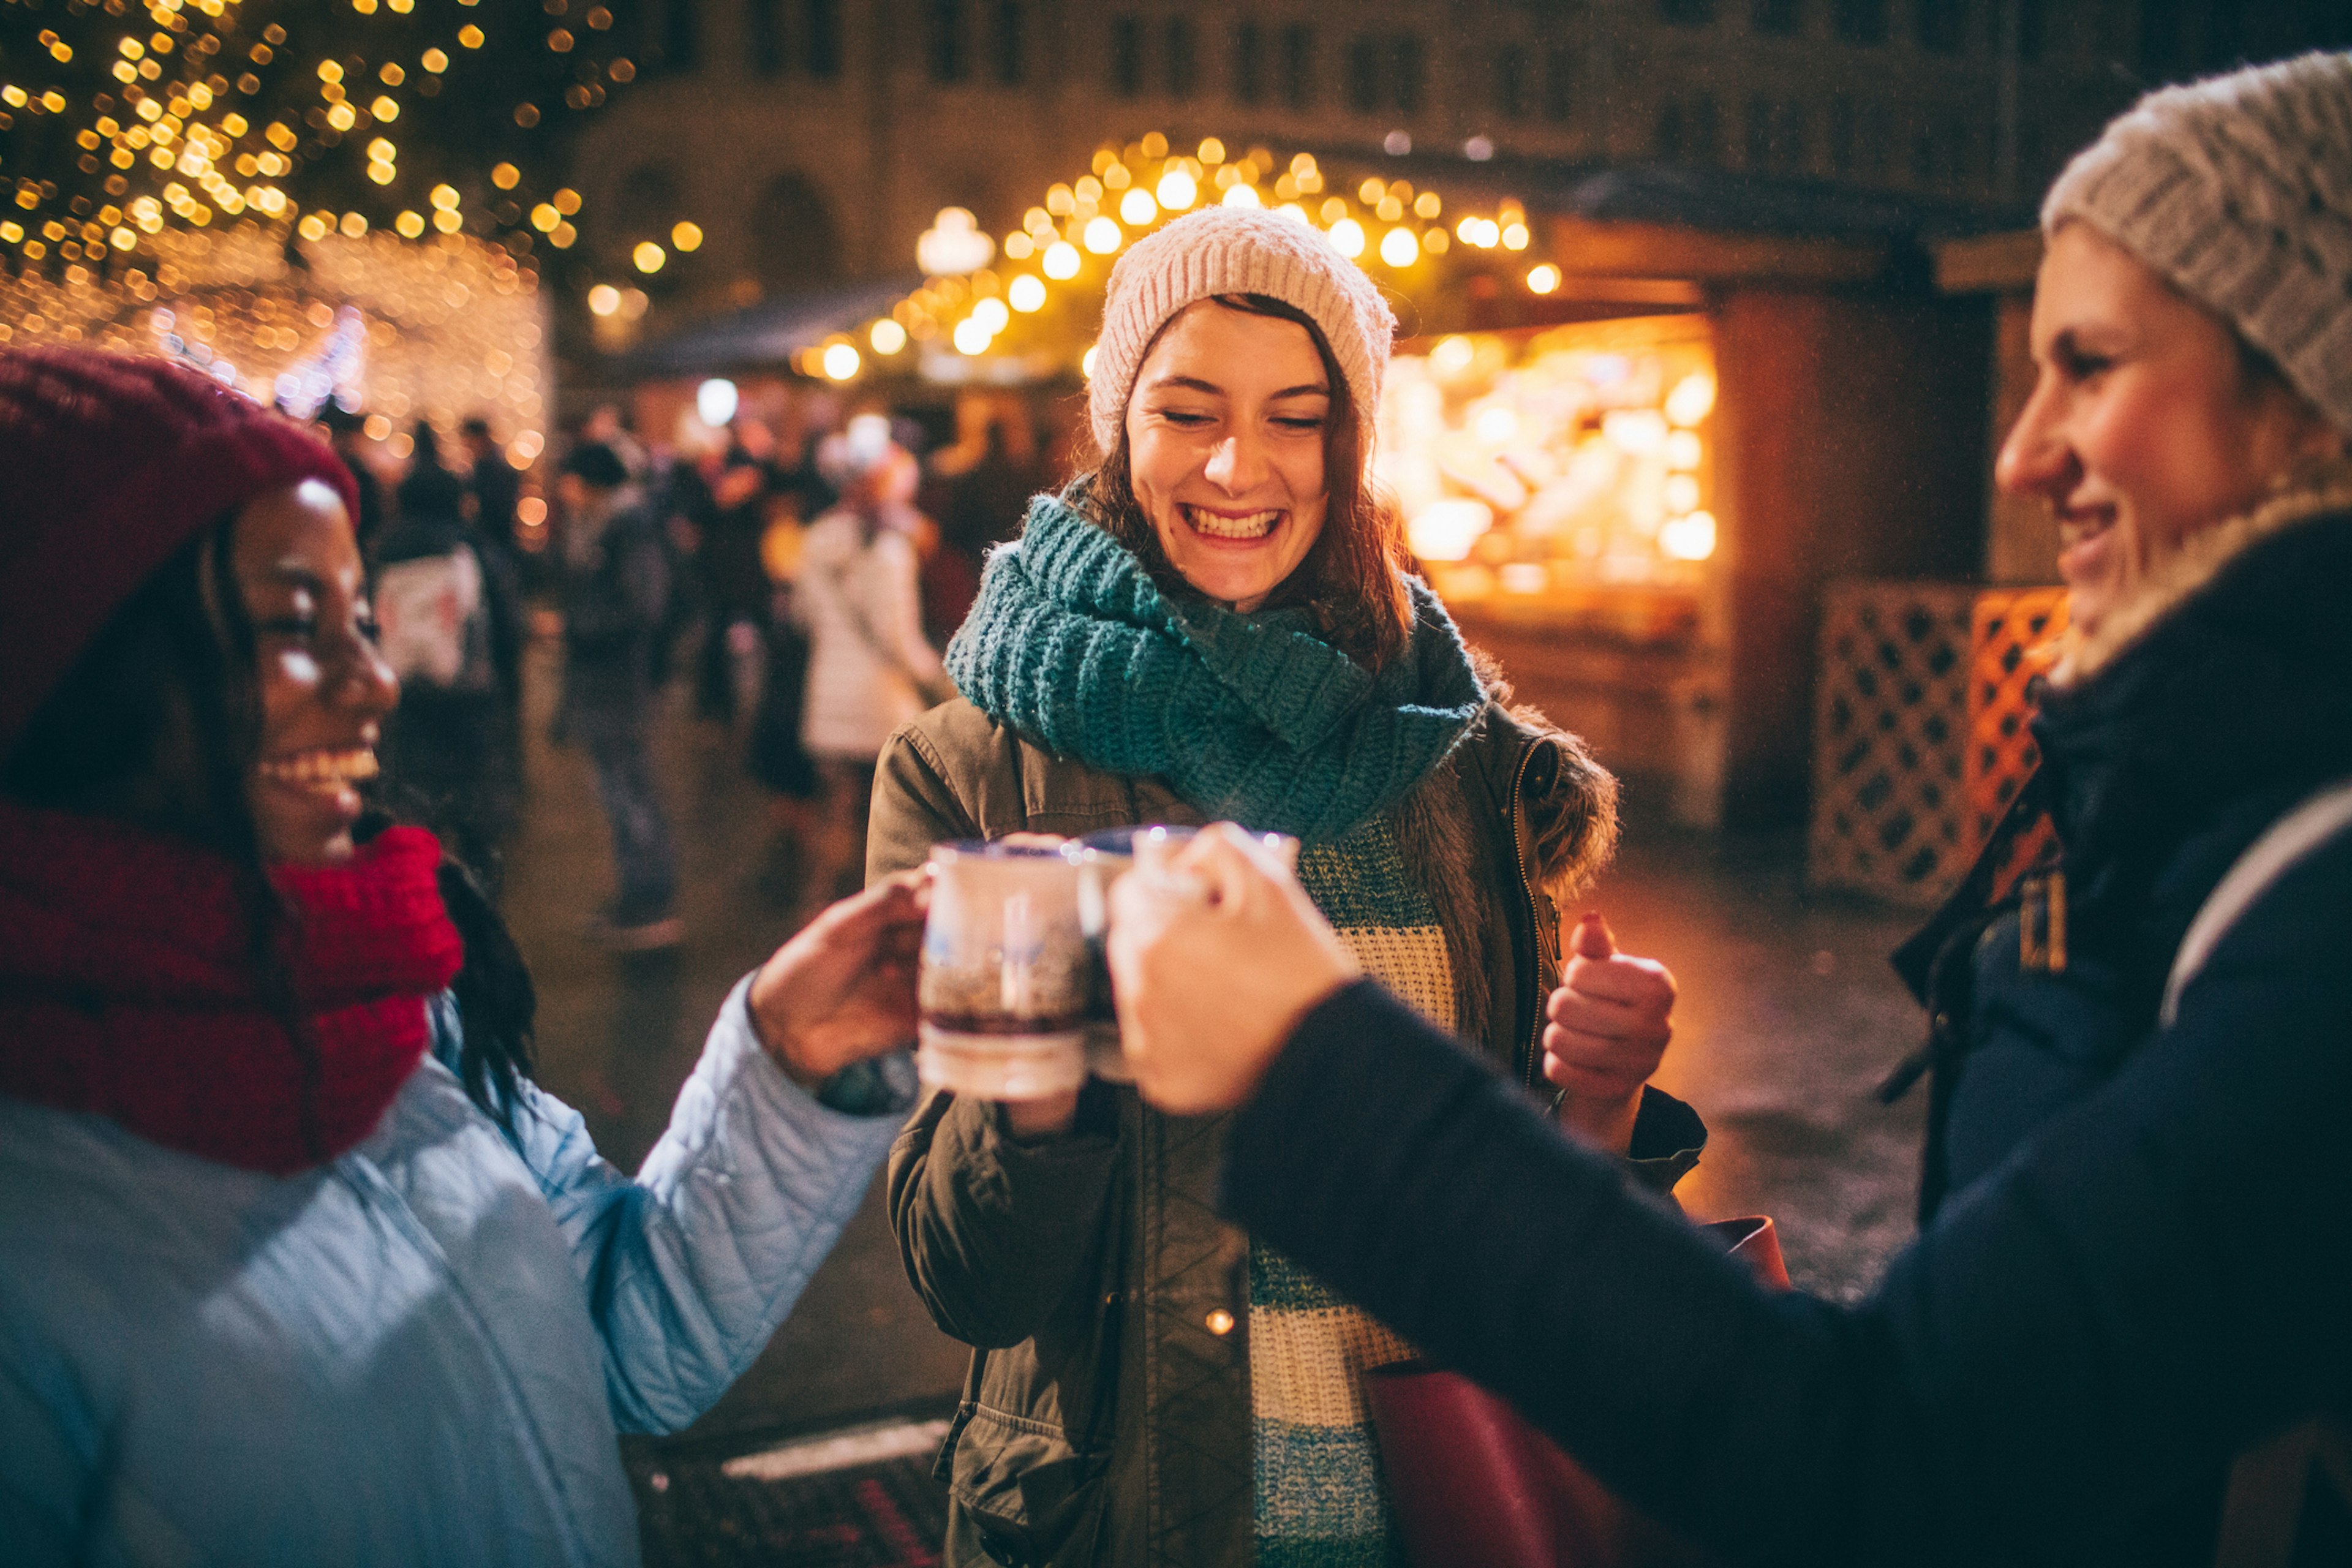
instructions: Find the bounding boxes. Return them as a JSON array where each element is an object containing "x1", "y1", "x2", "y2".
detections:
[{"x1": 500, "y1": 632, "x2": 1933, "y2": 1446}]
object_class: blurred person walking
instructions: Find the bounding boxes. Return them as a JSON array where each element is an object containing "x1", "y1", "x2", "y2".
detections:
[
  {"x1": 371, "y1": 442, "x2": 521, "y2": 888},
  {"x1": 1103, "y1": 53, "x2": 2352, "y2": 1568},
  {"x1": 0, "y1": 346, "x2": 932, "y2": 1567},
  {"x1": 696, "y1": 417, "x2": 779, "y2": 723},
  {"x1": 801, "y1": 414, "x2": 947, "y2": 916},
  {"x1": 316, "y1": 401, "x2": 386, "y2": 556},
  {"x1": 461, "y1": 414, "x2": 523, "y2": 555},
  {"x1": 556, "y1": 441, "x2": 682, "y2": 949}
]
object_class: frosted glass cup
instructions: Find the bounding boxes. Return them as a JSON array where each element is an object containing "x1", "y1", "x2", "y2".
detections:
[
  {"x1": 1074, "y1": 826, "x2": 1300, "y2": 1084},
  {"x1": 918, "y1": 840, "x2": 1091, "y2": 1099}
]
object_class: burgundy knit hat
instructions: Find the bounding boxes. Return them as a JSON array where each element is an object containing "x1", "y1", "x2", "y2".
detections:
[{"x1": 0, "y1": 347, "x2": 361, "y2": 754}]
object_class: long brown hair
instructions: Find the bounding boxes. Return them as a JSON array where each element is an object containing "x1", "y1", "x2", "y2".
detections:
[{"x1": 1081, "y1": 292, "x2": 1417, "y2": 672}]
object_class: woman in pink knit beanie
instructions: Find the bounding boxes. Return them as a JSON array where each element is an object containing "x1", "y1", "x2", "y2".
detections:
[{"x1": 869, "y1": 205, "x2": 1705, "y2": 1567}]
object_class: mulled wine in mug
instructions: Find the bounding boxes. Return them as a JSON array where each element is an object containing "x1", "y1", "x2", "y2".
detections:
[
  {"x1": 1073, "y1": 826, "x2": 1299, "y2": 1084},
  {"x1": 916, "y1": 840, "x2": 1092, "y2": 1098}
]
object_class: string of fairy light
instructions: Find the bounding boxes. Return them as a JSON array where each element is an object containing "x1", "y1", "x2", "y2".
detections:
[
  {"x1": 0, "y1": 0, "x2": 657, "y2": 278},
  {"x1": 769, "y1": 132, "x2": 1569, "y2": 386}
]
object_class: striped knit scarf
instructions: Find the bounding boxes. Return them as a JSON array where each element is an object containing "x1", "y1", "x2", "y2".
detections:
[
  {"x1": 1252, "y1": 815, "x2": 1457, "y2": 1567},
  {"x1": 944, "y1": 488, "x2": 1484, "y2": 843}
]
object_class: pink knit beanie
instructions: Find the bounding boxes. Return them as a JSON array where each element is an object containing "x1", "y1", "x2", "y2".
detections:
[
  {"x1": 1088, "y1": 206, "x2": 1396, "y2": 457},
  {"x1": 0, "y1": 347, "x2": 360, "y2": 753}
]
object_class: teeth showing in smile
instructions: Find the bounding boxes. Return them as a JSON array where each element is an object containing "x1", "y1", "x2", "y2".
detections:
[
  {"x1": 1184, "y1": 505, "x2": 1280, "y2": 540},
  {"x1": 257, "y1": 748, "x2": 379, "y2": 793}
]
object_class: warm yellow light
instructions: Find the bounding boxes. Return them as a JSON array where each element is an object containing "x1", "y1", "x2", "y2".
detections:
[
  {"x1": 372, "y1": 96, "x2": 399, "y2": 121},
  {"x1": 1119, "y1": 188, "x2": 1157, "y2": 227},
  {"x1": 1665, "y1": 473, "x2": 1703, "y2": 513},
  {"x1": 821, "y1": 342, "x2": 861, "y2": 380},
  {"x1": 318, "y1": 61, "x2": 344, "y2": 83},
  {"x1": 1667, "y1": 430, "x2": 1704, "y2": 470},
  {"x1": 1083, "y1": 216, "x2": 1121, "y2": 254},
  {"x1": 1379, "y1": 226, "x2": 1419, "y2": 266},
  {"x1": 1156, "y1": 170, "x2": 1197, "y2": 210},
  {"x1": 110, "y1": 226, "x2": 135, "y2": 249},
  {"x1": 589, "y1": 284, "x2": 620, "y2": 316},
  {"x1": 971, "y1": 296, "x2": 1010, "y2": 333},
  {"x1": 552, "y1": 188, "x2": 581, "y2": 215},
  {"x1": 1042, "y1": 240, "x2": 1080, "y2": 279},
  {"x1": 1222, "y1": 184, "x2": 1262, "y2": 209},
  {"x1": 1526, "y1": 263, "x2": 1561, "y2": 295},
  {"x1": 340, "y1": 211, "x2": 368, "y2": 236},
  {"x1": 1198, "y1": 138, "x2": 1225, "y2": 164},
  {"x1": 491, "y1": 162, "x2": 519, "y2": 189},
  {"x1": 1003, "y1": 233, "x2": 1033, "y2": 259},
  {"x1": 530, "y1": 203, "x2": 558, "y2": 231},
  {"x1": 1502, "y1": 222, "x2": 1529, "y2": 250},
  {"x1": 423, "y1": 48, "x2": 450, "y2": 72},
  {"x1": 1406, "y1": 499, "x2": 1494, "y2": 563},
  {"x1": 1276, "y1": 202, "x2": 1309, "y2": 223},
  {"x1": 669, "y1": 221, "x2": 703, "y2": 252},
  {"x1": 325, "y1": 102, "x2": 357, "y2": 131},
  {"x1": 367, "y1": 162, "x2": 396, "y2": 185},
  {"x1": 298, "y1": 213, "x2": 330, "y2": 240},
  {"x1": 633, "y1": 241, "x2": 665, "y2": 273},
  {"x1": 1327, "y1": 218, "x2": 1365, "y2": 258},
  {"x1": 1660, "y1": 510, "x2": 1717, "y2": 562},
  {"x1": 458, "y1": 26, "x2": 484, "y2": 48},
  {"x1": 549, "y1": 222, "x2": 576, "y2": 248},
  {"x1": 952, "y1": 317, "x2": 992, "y2": 355},
  {"x1": 1665, "y1": 372, "x2": 1717, "y2": 426},
  {"x1": 1415, "y1": 191, "x2": 1442, "y2": 218},
  {"x1": 394, "y1": 210, "x2": 424, "y2": 238},
  {"x1": 1080, "y1": 345, "x2": 1098, "y2": 378},
  {"x1": 1008, "y1": 274, "x2": 1046, "y2": 312},
  {"x1": 430, "y1": 184, "x2": 460, "y2": 210},
  {"x1": 870, "y1": 318, "x2": 908, "y2": 354},
  {"x1": 368, "y1": 137, "x2": 396, "y2": 161},
  {"x1": 1140, "y1": 130, "x2": 1168, "y2": 158},
  {"x1": 1359, "y1": 178, "x2": 1385, "y2": 205},
  {"x1": 432, "y1": 208, "x2": 462, "y2": 233}
]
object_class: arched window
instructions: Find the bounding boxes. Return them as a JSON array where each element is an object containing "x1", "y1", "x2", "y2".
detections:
[{"x1": 752, "y1": 173, "x2": 842, "y2": 293}]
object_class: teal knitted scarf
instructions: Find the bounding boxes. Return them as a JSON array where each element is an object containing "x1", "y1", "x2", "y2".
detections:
[{"x1": 946, "y1": 487, "x2": 1485, "y2": 843}]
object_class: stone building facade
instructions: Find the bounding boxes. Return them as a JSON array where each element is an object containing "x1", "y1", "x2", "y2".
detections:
[{"x1": 564, "y1": 1, "x2": 2347, "y2": 336}]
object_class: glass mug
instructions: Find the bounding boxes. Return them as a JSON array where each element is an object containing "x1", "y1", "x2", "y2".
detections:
[
  {"x1": 1073, "y1": 826, "x2": 1300, "y2": 1084},
  {"x1": 916, "y1": 840, "x2": 1092, "y2": 1098}
]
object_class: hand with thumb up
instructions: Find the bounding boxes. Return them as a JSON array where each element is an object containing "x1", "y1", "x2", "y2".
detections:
[{"x1": 1544, "y1": 913, "x2": 1677, "y2": 1153}]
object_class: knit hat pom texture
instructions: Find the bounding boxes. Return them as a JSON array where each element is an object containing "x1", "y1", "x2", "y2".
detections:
[
  {"x1": 1088, "y1": 206, "x2": 1398, "y2": 458},
  {"x1": 2042, "y1": 50, "x2": 2352, "y2": 437}
]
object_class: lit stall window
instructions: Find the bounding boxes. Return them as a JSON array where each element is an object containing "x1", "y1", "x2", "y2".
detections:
[{"x1": 1377, "y1": 315, "x2": 1717, "y2": 638}]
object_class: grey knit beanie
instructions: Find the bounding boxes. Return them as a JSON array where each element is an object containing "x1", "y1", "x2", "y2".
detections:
[
  {"x1": 1088, "y1": 206, "x2": 1396, "y2": 457},
  {"x1": 2043, "y1": 50, "x2": 2352, "y2": 437}
]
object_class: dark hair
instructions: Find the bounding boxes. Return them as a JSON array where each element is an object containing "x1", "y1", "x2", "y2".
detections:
[
  {"x1": 0, "y1": 514, "x2": 537, "y2": 1139},
  {"x1": 1083, "y1": 293, "x2": 1417, "y2": 671}
]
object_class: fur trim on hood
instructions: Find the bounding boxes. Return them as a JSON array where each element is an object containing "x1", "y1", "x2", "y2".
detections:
[{"x1": 2054, "y1": 461, "x2": 2352, "y2": 688}]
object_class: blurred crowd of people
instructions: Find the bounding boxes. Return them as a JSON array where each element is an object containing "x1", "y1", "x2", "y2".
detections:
[{"x1": 330, "y1": 386, "x2": 1054, "y2": 948}]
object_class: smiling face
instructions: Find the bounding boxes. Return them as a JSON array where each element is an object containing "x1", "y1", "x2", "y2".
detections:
[
  {"x1": 1996, "y1": 222, "x2": 2345, "y2": 636},
  {"x1": 1123, "y1": 300, "x2": 1335, "y2": 612},
  {"x1": 225, "y1": 479, "x2": 399, "y2": 865}
]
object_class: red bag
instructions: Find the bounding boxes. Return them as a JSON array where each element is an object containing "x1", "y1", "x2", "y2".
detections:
[{"x1": 1364, "y1": 1216, "x2": 1789, "y2": 1568}]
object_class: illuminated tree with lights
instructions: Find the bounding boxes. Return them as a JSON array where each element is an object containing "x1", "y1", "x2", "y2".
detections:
[{"x1": 0, "y1": 0, "x2": 653, "y2": 276}]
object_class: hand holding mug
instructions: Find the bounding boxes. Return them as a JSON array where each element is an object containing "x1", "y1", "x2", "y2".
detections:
[{"x1": 1108, "y1": 824, "x2": 1359, "y2": 1115}]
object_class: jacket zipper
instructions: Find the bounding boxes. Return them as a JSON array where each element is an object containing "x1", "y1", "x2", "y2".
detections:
[{"x1": 1508, "y1": 739, "x2": 1555, "y2": 1095}]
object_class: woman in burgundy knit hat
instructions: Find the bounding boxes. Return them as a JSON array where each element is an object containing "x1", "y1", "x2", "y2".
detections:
[{"x1": 0, "y1": 347, "x2": 929, "y2": 1566}]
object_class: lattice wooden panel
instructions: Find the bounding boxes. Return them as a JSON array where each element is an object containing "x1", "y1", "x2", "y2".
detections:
[
  {"x1": 1966, "y1": 587, "x2": 2070, "y2": 845},
  {"x1": 1809, "y1": 582, "x2": 1979, "y2": 907}
]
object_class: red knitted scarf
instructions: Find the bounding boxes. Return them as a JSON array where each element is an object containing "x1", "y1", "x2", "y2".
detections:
[{"x1": 0, "y1": 802, "x2": 464, "y2": 1174}]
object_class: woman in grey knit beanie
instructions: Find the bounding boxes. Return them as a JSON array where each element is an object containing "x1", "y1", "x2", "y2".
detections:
[{"x1": 2002, "y1": 48, "x2": 2352, "y2": 640}]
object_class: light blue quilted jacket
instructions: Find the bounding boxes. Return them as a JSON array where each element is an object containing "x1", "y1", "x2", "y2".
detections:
[{"x1": 0, "y1": 976, "x2": 915, "y2": 1567}]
